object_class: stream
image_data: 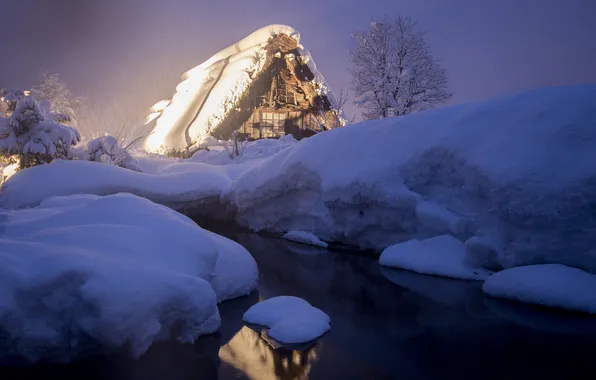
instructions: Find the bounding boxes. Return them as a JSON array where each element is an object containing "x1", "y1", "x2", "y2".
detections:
[{"x1": 2, "y1": 232, "x2": 596, "y2": 379}]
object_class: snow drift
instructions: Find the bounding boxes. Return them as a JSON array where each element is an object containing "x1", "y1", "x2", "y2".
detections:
[
  {"x1": 224, "y1": 85, "x2": 596, "y2": 273},
  {"x1": 0, "y1": 159, "x2": 232, "y2": 212},
  {"x1": 0, "y1": 193, "x2": 257, "y2": 363}
]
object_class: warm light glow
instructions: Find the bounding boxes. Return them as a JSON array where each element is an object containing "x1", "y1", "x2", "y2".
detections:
[
  {"x1": 219, "y1": 326, "x2": 318, "y2": 380},
  {"x1": 2, "y1": 162, "x2": 18, "y2": 183},
  {"x1": 143, "y1": 25, "x2": 305, "y2": 153}
]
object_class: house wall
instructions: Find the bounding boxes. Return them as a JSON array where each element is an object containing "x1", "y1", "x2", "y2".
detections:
[{"x1": 239, "y1": 109, "x2": 325, "y2": 140}]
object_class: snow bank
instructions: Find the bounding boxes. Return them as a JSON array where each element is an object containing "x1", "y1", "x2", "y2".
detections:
[
  {"x1": 0, "y1": 193, "x2": 258, "y2": 362},
  {"x1": 225, "y1": 85, "x2": 596, "y2": 273},
  {"x1": 379, "y1": 235, "x2": 491, "y2": 280},
  {"x1": 0, "y1": 159, "x2": 231, "y2": 211},
  {"x1": 282, "y1": 230, "x2": 328, "y2": 248},
  {"x1": 243, "y1": 296, "x2": 330, "y2": 344},
  {"x1": 483, "y1": 264, "x2": 596, "y2": 314}
]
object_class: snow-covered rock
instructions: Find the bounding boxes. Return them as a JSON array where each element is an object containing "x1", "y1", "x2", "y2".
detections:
[
  {"x1": 379, "y1": 235, "x2": 492, "y2": 280},
  {"x1": 225, "y1": 85, "x2": 596, "y2": 273},
  {"x1": 483, "y1": 264, "x2": 596, "y2": 314},
  {"x1": 0, "y1": 193, "x2": 258, "y2": 363},
  {"x1": 243, "y1": 296, "x2": 330, "y2": 344},
  {"x1": 282, "y1": 230, "x2": 328, "y2": 248}
]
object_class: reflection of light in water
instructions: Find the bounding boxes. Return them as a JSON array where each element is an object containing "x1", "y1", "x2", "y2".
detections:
[{"x1": 219, "y1": 326, "x2": 319, "y2": 380}]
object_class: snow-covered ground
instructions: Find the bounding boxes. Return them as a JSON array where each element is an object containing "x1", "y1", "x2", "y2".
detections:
[
  {"x1": 1, "y1": 85, "x2": 595, "y2": 276},
  {"x1": 483, "y1": 264, "x2": 596, "y2": 314},
  {"x1": 0, "y1": 136, "x2": 298, "y2": 213},
  {"x1": 242, "y1": 296, "x2": 330, "y2": 344},
  {"x1": 0, "y1": 193, "x2": 257, "y2": 363},
  {"x1": 379, "y1": 235, "x2": 491, "y2": 280}
]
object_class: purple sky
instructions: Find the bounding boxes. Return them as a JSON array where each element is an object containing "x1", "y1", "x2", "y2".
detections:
[{"x1": 1, "y1": 0, "x2": 595, "y2": 121}]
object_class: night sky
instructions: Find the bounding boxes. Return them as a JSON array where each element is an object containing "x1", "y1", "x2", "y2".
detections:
[{"x1": 1, "y1": 0, "x2": 595, "y2": 122}]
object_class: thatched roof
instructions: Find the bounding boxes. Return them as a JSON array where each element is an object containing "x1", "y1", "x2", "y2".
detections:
[{"x1": 144, "y1": 25, "x2": 341, "y2": 153}]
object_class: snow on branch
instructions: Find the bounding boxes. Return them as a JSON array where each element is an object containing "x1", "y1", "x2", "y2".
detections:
[{"x1": 350, "y1": 15, "x2": 452, "y2": 120}]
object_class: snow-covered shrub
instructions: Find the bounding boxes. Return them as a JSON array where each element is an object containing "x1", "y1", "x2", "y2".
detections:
[
  {"x1": 69, "y1": 135, "x2": 142, "y2": 172},
  {"x1": 0, "y1": 91, "x2": 80, "y2": 171}
]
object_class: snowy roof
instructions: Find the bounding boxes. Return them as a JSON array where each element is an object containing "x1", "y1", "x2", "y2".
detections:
[{"x1": 144, "y1": 24, "x2": 340, "y2": 153}]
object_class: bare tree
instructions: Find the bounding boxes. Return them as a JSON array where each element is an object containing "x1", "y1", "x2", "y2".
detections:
[
  {"x1": 31, "y1": 71, "x2": 83, "y2": 127},
  {"x1": 334, "y1": 85, "x2": 356, "y2": 126},
  {"x1": 350, "y1": 15, "x2": 452, "y2": 120}
]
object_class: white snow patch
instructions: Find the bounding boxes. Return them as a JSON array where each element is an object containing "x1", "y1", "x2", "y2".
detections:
[
  {"x1": 483, "y1": 264, "x2": 596, "y2": 314},
  {"x1": 243, "y1": 296, "x2": 330, "y2": 344},
  {"x1": 282, "y1": 230, "x2": 328, "y2": 248},
  {"x1": 379, "y1": 235, "x2": 492, "y2": 280}
]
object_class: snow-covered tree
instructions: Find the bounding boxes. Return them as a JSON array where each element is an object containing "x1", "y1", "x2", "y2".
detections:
[
  {"x1": 31, "y1": 72, "x2": 83, "y2": 127},
  {"x1": 69, "y1": 135, "x2": 143, "y2": 172},
  {"x1": 0, "y1": 90, "x2": 80, "y2": 171},
  {"x1": 350, "y1": 16, "x2": 452, "y2": 120}
]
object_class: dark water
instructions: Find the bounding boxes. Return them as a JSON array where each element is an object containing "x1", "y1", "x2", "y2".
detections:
[{"x1": 2, "y1": 232, "x2": 596, "y2": 379}]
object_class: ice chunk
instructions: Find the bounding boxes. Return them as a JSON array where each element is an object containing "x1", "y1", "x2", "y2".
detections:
[
  {"x1": 483, "y1": 264, "x2": 596, "y2": 314},
  {"x1": 379, "y1": 235, "x2": 492, "y2": 280},
  {"x1": 282, "y1": 230, "x2": 328, "y2": 248},
  {"x1": 243, "y1": 296, "x2": 330, "y2": 344}
]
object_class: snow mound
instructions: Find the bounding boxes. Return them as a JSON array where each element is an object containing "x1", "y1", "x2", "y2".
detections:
[
  {"x1": 243, "y1": 296, "x2": 330, "y2": 344},
  {"x1": 379, "y1": 235, "x2": 491, "y2": 280},
  {"x1": 0, "y1": 159, "x2": 232, "y2": 211},
  {"x1": 225, "y1": 85, "x2": 596, "y2": 273},
  {"x1": 483, "y1": 264, "x2": 596, "y2": 314},
  {"x1": 282, "y1": 230, "x2": 328, "y2": 248},
  {"x1": 0, "y1": 193, "x2": 257, "y2": 363}
]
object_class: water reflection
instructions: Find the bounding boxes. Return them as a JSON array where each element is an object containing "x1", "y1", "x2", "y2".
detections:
[
  {"x1": 3, "y1": 231, "x2": 596, "y2": 379},
  {"x1": 219, "y1": 326, "x2": 318, "y2": 380}
]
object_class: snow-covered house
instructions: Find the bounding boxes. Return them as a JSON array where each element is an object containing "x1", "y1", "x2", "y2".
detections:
[{"x1": 144, "y1": 25, "x2": 343, "y2": 154}]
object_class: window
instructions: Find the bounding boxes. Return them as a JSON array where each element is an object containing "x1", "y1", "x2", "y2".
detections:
[{"x1": 259, "y1": 112, "x2": 286, "y2": 137}]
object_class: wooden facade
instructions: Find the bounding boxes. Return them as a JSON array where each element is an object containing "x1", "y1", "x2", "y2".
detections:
[{"x1": 211, "y1": 35, "x2": 340, "y2": 141}]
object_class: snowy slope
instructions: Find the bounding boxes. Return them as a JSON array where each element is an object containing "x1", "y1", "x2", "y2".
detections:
[
  {"x1": 0, "y1": 193, "x2": 258, "y2": 363},
  {"x1": 143, "y1": 25, "x2": 337, "y2": 153},
  {"x1": 224, "y1": 85, "x2": 596, "y2": 273}
]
